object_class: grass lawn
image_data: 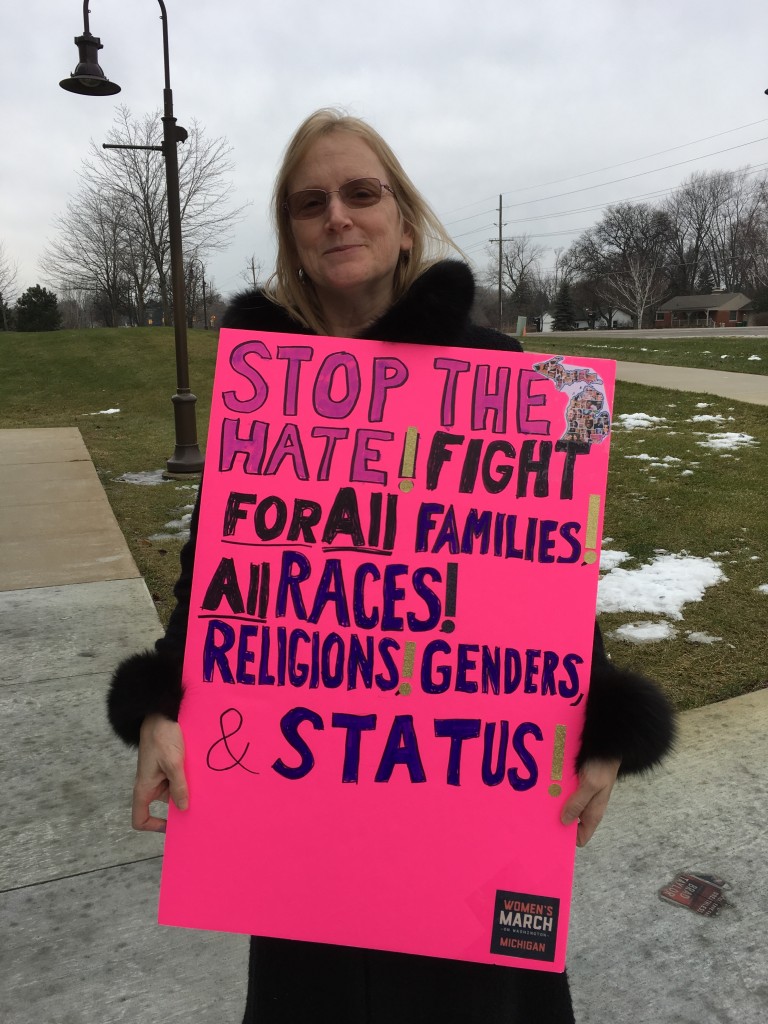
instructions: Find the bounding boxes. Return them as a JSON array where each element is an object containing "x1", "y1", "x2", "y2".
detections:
[
  {"x1": 1, "y1": 328, "x2": 766, "y2": 712},
  {"x1": 595, "y1": 382, "x2": 767, "y2": 709},
  {"x1": 530, "y1": 333, "x2": 768, "y2": 375},
  {"x1": 0, "y1": 328, "x2": 217, "y2": 625}
]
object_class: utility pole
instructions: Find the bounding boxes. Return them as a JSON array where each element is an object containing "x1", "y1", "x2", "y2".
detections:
[
  {"x1": 247, "y1": 255, "x2": 260, "y2": 290},
  {"x1": 497, "y1": 194, "x2": 503, "y2": 330}
]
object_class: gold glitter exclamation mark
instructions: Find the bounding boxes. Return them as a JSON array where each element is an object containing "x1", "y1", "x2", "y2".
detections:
[
  {"x1": 398, "y1": 641, "x2": 416, "y2": 695},
  {"x1": 549, "y1": 725, "x2": 567, "y2": 797},
  {"x1": 582, "y1": 494, "x2": 601, "y2": 565},
  {"x1": 399, "y1": 427, "x2": 419, "y2": 492}
]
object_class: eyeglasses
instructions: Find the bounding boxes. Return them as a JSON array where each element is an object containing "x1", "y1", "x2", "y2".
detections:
[{"x1": 284, "y1": 177, "x2": 395, "y2": 220}]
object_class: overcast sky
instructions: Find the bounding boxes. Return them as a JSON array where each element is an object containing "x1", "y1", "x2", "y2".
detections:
[{"x1": 3, "y1": 0, "x2": 768, "y2": 301}]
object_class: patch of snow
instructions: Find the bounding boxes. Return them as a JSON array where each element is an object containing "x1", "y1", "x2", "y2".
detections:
[
  {"x1": 149, "y1": 512, "x2": 192, "y2": 543},
  {"x1": 624, "y1": 453, "x2": 654, "y2": 460},
  {"x1": 690, "y1": 414, "x2": 724, "y2": 423},
  {"x1": 618, "y1": 413, "x2": 667, "y2": 430},
  {"x1": 748, "y1": 355, "x2": 762, "y2": 361},
  {"x1": 695, "y1": 403, "x2": 710, "y2": 408},
  {"x1": 680, "y1": 470, "x2": 694, "y2": 476},
  {"x1": 599, "y1": 549, "x2": 632, "y2": 571},
  {"x1": 164, "y1": 514, "x2": 192, "y2": 530},
  {"x1": 697, "y1": 432, "x2": 758, "y2": 451},
  {"x1": 686, "y1": 631, "x2": 722, "y2": 644},
  {"x1": 720, "y1": 354, "x2": 729, "y2": 360},
  {"x1": 116, "y1": 469, "x2": 169, "y2": 486},
  {"x1": 89, "y1": 408, "x2": 120, "y2": 415},
  {"x1": 610, "y1": 621, "x2": 677, "y2": 644},
  {"x1": 662, "y1": 456, "x2": 682, "y2": 463},
  {"x1": 756, "y1": 584, "x2": 768, "y2": 595},
  {"x1": 597, "y1": 553, "x2": 727, "y2": 620}
]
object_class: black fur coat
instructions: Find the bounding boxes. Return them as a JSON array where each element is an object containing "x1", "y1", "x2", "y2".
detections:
[{"x1": 108, "y1": 260, "x2": 675, "y2": 1024}]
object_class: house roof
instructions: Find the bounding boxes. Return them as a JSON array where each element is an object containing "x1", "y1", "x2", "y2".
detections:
[{"x1": 657, "y1": 292, "x2": 754, "y2": 313}]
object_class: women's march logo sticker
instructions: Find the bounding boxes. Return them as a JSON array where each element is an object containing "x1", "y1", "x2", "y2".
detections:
[{"x1": 491, "y1": 890, "x2": 560, "y2": 962}]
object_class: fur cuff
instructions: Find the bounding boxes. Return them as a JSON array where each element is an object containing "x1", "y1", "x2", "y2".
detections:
[
  {"x1": 107, "y1": 649, "x2": 184, "y2": 747},
  {"x1": 577, "y1": 663, "x2": 676, "y2": 774}
]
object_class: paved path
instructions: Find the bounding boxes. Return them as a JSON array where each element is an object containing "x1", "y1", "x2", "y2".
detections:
[
  {"x1": 0, "y1": 429, "x2": 247, "y2": 1024},
  {"x1": 546, "y1": 327, "x2": 768, "y2": 339},
  {"x1": 1, "y1": 417, "x2": 766, "y2": 1023},
  {"x1": 615, "y1": 360, "x2": 768, "y2": 405}
]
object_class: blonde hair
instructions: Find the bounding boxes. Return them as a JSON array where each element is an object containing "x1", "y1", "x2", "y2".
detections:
[{"x1": 266, "y1": 108, "x2": 462, "y2": 334}]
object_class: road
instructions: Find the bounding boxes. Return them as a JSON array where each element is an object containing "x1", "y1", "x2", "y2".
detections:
[{"x1": 541, "y1": 326, "x2": 768, "y2": 340}]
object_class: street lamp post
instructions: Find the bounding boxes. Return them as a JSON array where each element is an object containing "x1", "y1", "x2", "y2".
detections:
[{"x1": 60, "y1": 0, "x2": 204, "y2": 475}]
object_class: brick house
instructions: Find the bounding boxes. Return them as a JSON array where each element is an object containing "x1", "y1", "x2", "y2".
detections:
[{"x1": 655, "y1": 292, "x2": 754, "y2": 328}]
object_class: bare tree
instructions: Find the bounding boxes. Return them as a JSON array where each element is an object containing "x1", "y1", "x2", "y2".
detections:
[
  {"x1": 663, "y1": 168, "x2": 768, "y2": 295},
  {"x1": 42, "y1": 184, "x2": 131, "y2": 326},
  {"x1": 663, "y1": 171, "x2": 726, "y2": 293},
  {"x1": 566, "y1": 203, "x2": 672, "y2": 327},
  {"x1": 607, "y1": 253, "x2": 670, "y2": 328},
  {"x1": 532, "y1": 248, "x2": 571, "y2": 316},
  {"x1": 43, "y1": 106, "x2": 245, "y2": 326},
  {"x1": 0, "y1": 241, "x2": 19, "y2": 330},
  {"x1": 96, "y1": 108, "x2": 245, "y2": 323},
  {"x1": 485, "y1": 234, "x2": 545, "y2": 325},
  {"x1": 203, "y1": 277, "x2": 227, "y2": 330},
  {"x1": 57, "y1": 282, "x2": 94, "y2": 330},
  {"x1": 704, "y1": 169, "x2": 766, "y2": 292}
]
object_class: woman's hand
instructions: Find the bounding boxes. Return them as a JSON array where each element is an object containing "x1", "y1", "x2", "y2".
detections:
[
  {"x1": 561, "y1": 758, "x2": 621, "y2": 847},
  {"x1": 132, "y1": 713, "x2": 189, "y2": 832}
]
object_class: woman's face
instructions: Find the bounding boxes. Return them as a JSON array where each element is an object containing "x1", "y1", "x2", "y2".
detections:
[{"x1": 286, "y1": 132, "x2": 413, "y2": 320}]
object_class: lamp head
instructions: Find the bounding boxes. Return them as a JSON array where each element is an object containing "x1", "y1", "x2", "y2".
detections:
[{"x1": 59, "y1": 32, "x2": 121, "y2": 97}]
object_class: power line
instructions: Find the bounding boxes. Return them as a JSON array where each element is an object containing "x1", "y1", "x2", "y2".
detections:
[
  {"x1": 444, "y1": 136, "x2": 768, "y2": 236},
  {"x1": 499, "y1": 136, "x2": 768, "y2": 211},
  {"x1": 441, "y1": 118, "x2": 768, "y2": 217},
  {"x1": 448, "y1": 162, "x2": 768, "y2": 252},
  {"x1": 502, "y1": 162, "x2": 768, "y2": 227},
  {"x1": 536, "y1": 250, "x2": 767, "y2": 278}
]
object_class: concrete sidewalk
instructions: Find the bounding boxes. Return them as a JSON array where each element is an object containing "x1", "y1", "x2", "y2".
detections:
[
  {"x1": 1, "y1": 425, "x2": 766, "y2": 1023},
  {"x1": 615, "y1": 360, "x2": 768, "y2": 405},
  {"x1": 0, "y1": 429, "x2": 248, "y2": 1024}
]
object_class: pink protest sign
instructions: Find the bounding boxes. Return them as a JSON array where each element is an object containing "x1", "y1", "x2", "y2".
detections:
[{"x1": 158, "y1": 333, "x2": 616, "y2": 973}]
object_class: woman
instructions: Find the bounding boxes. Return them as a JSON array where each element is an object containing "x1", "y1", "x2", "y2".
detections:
[{"x1": 109, "y1": 109, "x2": 675, "y2": 1024}]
